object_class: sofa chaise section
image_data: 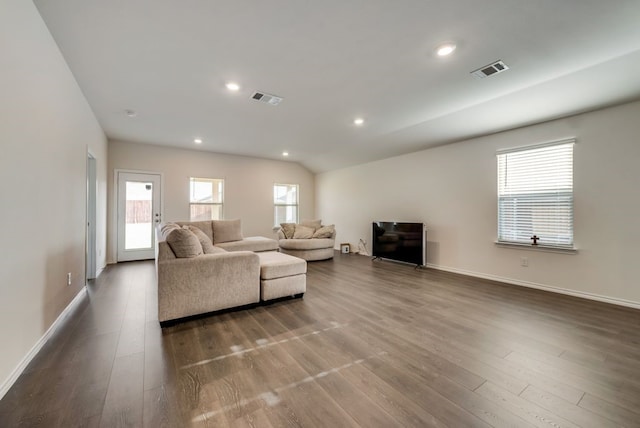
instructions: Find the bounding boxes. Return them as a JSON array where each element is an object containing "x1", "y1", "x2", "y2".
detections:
[{"x1": 256, "y1": 251, "x2": 307, "y2": 301}]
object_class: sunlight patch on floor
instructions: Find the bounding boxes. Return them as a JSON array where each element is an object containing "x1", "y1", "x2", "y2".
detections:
[
  {"x1": 191, "y1": 351, "x2": 388, "y2": 423},
  {"x1": 181, "y1": 322, "x2": 349, "y2": 370}
]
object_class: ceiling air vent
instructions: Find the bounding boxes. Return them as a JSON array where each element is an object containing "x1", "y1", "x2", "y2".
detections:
[
  {"x1": 471, "y1": 60, "x2": 509, "y2": 79},
  {"x1": 251, "y1": 91, "x2": 283, "y2": 106}
]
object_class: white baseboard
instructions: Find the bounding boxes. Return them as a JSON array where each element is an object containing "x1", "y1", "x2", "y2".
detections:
[
  {"x1": 95, "y1": 264, "x2": 105, "y2": 278},
  {"x1": 0, "y1": 287, "x2": 88, "y2": 400},
  {"x1": 426, "y1": 263, "x2": 640, "y2": 310}
]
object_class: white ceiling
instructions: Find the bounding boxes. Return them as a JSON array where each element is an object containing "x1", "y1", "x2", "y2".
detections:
[{"x1": 34, "y1": 0, "x2": 640, "y2": 173}]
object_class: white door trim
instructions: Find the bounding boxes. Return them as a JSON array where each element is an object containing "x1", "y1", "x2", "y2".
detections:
[
  {"x1": 86, "y1": 150, "x2": 97, "y2": 281},
  {"x1": 114, "y1": 169, "x2": 164, "y2": 262}
]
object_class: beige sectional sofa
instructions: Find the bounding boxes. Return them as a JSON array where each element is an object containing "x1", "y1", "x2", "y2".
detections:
[
  {"x1": 156, "y1": 219, "x2": 305, "y2": 325},
  {"x1": 277, "y1": 219, "x2": 336, "y2": 261}
]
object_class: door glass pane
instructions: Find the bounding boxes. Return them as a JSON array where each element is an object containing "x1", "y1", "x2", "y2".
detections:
[{"x1": 125, "y1": 181, "x2": 153, "y2": 250}]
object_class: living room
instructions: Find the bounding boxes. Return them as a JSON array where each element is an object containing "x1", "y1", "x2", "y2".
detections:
[{"x1": 2, "y1": 0, "x2": 640, "y2": 426}]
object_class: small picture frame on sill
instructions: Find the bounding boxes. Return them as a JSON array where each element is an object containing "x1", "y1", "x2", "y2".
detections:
[{"x1": 340, "y1": 243, "x2": 350, "y2": 254}]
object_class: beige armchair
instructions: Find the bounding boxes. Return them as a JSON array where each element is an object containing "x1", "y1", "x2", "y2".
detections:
[{"x1": 277, "y1": 220, "x2": 336, "y2": 261}]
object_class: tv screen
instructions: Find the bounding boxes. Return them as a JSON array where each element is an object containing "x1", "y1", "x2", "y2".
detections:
[{"x1": 372, "y1": 221, "x2": 425, "y2": 266}]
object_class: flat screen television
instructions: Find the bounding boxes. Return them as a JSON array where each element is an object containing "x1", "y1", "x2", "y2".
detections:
[{"x1": 372, "y1": 221, "x2": 426, "y2": 266}]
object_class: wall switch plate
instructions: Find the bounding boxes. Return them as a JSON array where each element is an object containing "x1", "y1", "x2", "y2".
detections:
[
  {"x1": 67, "y1": 272, "x2": 72, "y2": 285},
  {"x1": 520, "y1": 257, "x2": 529, "y2": 267}
]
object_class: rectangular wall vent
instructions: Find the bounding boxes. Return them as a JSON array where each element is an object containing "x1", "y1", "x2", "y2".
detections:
[
  {"x1": 251, "y1": 91, "x2": 283, "y2": 106},
  {"x1": 471, "y1": 60, "x2": 509, "y2": 79}
]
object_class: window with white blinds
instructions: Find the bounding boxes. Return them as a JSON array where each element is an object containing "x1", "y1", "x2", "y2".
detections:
[
  {"x1": 497, "y1": 139, "x2": 574, "y2": 248},
  {"x1": 189, "y1": 177, "x2": 224, "y2": 221},
  {"x1": 274, "y1": 183, "x2": 299, "y2": 226}
]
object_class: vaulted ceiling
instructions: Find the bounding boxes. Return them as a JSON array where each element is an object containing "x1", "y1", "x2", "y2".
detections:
[{"x1": 34, "y1": 0, "x2": 640, "y2": 172}]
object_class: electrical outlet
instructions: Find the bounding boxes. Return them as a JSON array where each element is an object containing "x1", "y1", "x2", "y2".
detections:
[
  {"x1": 67, "y1": 272, "x2": 72, "y2": 286},
  {"x1": 520, "y1": 257, "x2": 528, "y2": 267}
]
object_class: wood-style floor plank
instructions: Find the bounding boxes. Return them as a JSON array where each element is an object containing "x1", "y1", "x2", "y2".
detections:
[
  {"x1": 475, "y1": 381, "x2": 580, "y2": 428},
  {"x1": 578, "y1": 393, "x2": 640, "y2": 427},
  {"x1": 519, "y1": 385, "x2": 619, "y2": 428},
  {"x1": 99, "y1": 352, "x2": 144, "y2": 427},
  {"x1": 1, "y1": 253, "x2": 640, "y2": 427}
]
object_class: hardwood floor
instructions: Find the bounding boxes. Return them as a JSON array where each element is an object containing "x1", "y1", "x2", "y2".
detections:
[{"x1": 1, "y1": 252, "x2": 640, "y2": 427}]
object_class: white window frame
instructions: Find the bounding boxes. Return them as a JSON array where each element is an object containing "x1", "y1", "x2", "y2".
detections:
[
  {"x1": 496, "y1": 139, "x2": 575, "y2": 251},
  {"x1": 273, "y1": 183, "x2": 299, "y2": 226},
  {"x1": 189, "y1": 177, "x2": 224, "y2": 221}
]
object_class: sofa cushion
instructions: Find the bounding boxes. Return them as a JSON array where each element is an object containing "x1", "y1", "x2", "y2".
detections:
[
  {"x1": 215, "y1": 237, "x2": 278, "y2": 253},
  {"x1": 279, "y1": 247, "x2": 334, "y2": 261},
  {"x1": 278, "y1": 237, "x2": 335, "y2": 250},
  {"x1": 312, "y1": 224, "x2": 335, "y2": 239},
  {"x1": 299, "y1": 219, "x2": 322, "y2": 231},
  {"x1": 293, "y1": 225, "x2": 314, "y2": 239},
  {"x1": 257, "y1": 251, "x2": 307, "y2": 280},
  {"x1": 212, "y1": 219, "x2": 243, "y2": 244},
  {"x1": 166, "y1": 227, "x2": 203, "y2": 258},
  {"x1": 280, "y1": 223, "x2": 296, "y2": 239},
  {"x1": 186, "y1": 225, "x2": 217, "y2": 254},
  {"x1": 205, "y1": 246, "x2": 228, "y2": 255}
]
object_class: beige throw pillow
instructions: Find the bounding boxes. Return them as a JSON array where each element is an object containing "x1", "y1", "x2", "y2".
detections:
[
  {"x1": 212, "y1": 219, "x2": 243, "y2": 244},
  {"x1": 160, "y1": 222, "x2": 180, "y2": 239},
  {"x1": 166, "y1": 228, "x2": 203, "y2": 258},
  {"x1": 186, "y1": 225, "x2": 216, "y2": 254},
  {"x1": 293, "y1": 225, "x2": 314, "y2": 239},
  {"x1": 280, "y1": 223, "x2": 296, "y2": 239},
  {"x1": 177, "y1": 221, "x2": 213, "y2": 242},
  {"x1": 312, "y1": 224, "x2": 335, "y2": 239},
  {"x1": 299, "y1": 219, "x2": 322, "y2": 231}
]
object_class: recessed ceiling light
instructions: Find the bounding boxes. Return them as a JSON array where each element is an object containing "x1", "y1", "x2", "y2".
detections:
[
  {"x1": 353, "y1": 118, "x2": 365, "y2": 126},
  {"x1": 125, "y1": 109, "x2": 137, "y2": 117},
  {"x1": 282, "y1": 151, "x2": 289, "y2": 157},
  {"x1": 194, "y1": 138, "x2": 203, "y2": 144},
  {"x1": 436, "y1": 43, "x2": 456, "y2": 57},
  {"x1": 225, "y1": 82, "x2": 240, "y2": 91}
]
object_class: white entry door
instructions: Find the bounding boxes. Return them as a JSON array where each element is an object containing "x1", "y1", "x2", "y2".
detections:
[{"x1": 117, "y1": 172, "x2": 162, "y2": 262}]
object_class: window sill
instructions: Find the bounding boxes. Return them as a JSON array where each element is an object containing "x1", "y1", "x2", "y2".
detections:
[{"x1": 494, "y1": 241, "x2": 578, "y2": 254}]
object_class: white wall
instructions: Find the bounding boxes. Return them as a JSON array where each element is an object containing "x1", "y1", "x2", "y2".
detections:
[
  {"x1": 0, "y1": 0, "x2": 108, "y2": 392},
  {"x1": 107, "y1": 141, "x2": 315, "y2": 262},
  {"x1": 317, "y1": 100, "x2": 640, "y2": 306}
]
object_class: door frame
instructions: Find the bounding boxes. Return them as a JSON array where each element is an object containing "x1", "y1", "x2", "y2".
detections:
[
  {"x1": 86, "y1": 150, "x2": 97, "y2": 281},
  {"x1": 114, "y1": 169, "x2": 164, "y2": 262}
]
